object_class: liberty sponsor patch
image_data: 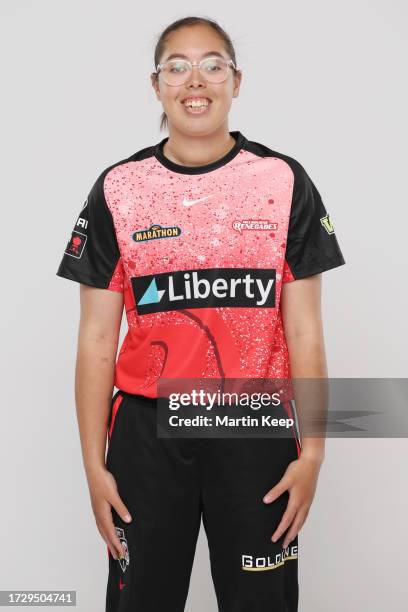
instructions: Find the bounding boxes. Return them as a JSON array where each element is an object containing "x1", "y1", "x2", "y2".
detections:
[{"x1": 131, "y1": 267, "x2": 276, "y2": 315}]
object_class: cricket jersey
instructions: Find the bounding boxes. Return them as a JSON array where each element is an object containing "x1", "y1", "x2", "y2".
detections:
[{"x1": 56, "y1": 131, "x2": 345, "y2": 398}]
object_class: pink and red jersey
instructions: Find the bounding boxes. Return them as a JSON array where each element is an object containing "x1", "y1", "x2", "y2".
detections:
[{"x1": 56, "y1": 131, "x2": 345, "y2": 398}]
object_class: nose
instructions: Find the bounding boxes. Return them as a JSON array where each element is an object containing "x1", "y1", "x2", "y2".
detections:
[{"x1": 185, "y1": 63, "x2": 206, "y2": 88}]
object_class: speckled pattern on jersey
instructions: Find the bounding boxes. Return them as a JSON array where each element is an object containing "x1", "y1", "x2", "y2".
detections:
[{"x1": 56, "y1": 131, "x2": 345, "y2": 397}]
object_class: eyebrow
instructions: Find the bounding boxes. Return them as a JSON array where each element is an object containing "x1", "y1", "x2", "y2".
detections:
[{"x1": 161, "y1": 51, "x2": 226, "y2": 62}]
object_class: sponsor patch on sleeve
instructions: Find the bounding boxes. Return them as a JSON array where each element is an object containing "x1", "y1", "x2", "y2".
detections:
[
  {"x1": 320, "y1": 214, "x2": 335, "y2": 235},
  {"x1": 64, "y1": 230, "x2": 87, "y2": 258}
]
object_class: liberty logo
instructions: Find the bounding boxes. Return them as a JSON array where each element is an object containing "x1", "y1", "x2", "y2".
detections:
[
  {"x1": 138, "y1": 277, "x2": 166, "y2": 306},
  {"x1": 132, "y1": 224, "x2": 182, "y2": 242},
  {"x1": 320, "y1": 214, "x2": 335, "y2": 235},
  {"x1": 132, "y1": 268, "x2": 276, "y2": 315}
]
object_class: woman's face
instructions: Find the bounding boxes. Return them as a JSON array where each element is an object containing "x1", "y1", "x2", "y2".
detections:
[{"x1": 151, "y1": 24, "x2": 242, "y2": 135}]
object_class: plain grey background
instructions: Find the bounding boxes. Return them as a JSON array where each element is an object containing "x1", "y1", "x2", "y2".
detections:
[{"x1": 1, "y1": 0, "x2": 407, "y2": 610}]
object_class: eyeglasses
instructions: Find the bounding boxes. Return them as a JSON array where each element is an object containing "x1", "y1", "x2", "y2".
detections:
[{"x1": 155, "y1": 56, "x2": 238, "y2": 86}]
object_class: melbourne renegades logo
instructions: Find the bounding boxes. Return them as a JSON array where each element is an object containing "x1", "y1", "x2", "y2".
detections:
[
  {"x1": 64, "y1": 230, "x2": 87, "y2": 259},
  {"x1": 232, "y1": 219, "x2": 278, "y2": 233},
  {"x1": 115, "y1": 527, "x2": 130, "y2": 572}
]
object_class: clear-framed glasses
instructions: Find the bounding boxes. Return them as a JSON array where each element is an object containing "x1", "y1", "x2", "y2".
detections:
[{"x1": 155, "y1": 56, "x2": 238, "y2": 86}]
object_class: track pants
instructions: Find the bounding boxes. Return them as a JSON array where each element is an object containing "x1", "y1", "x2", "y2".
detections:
[{"x1": 105, "y1": 390, "x2": 300, "y2": 612}]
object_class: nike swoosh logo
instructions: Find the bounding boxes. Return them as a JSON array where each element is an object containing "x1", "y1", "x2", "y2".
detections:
[{"x1": 182, "y1": 195, "x2": 213, "y2": 207}]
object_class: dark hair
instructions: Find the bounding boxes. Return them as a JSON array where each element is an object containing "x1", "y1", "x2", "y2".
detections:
[{"x1": 152, "y1": 16, "x2": 238, "y2": 131}]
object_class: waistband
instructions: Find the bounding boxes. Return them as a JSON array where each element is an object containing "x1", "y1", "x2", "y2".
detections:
[{"x1": 113, "y1": 389, "x2": 160, "y2": 407}]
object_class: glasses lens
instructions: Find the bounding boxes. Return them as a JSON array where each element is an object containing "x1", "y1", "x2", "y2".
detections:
[
  {"x1": 200, "y1": 57, "x2": 229, "y2": 83},
  {"x1": 160, "y1": 59, "x2": 190, "y2": 86},
  {"x1": 159, "y1": 57, "x2": 231, "y2": 85}
]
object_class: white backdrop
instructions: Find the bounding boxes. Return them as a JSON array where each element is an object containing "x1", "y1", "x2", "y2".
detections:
[{"x1": 1, "y1": 0, "x2": 407, "y2": 610}]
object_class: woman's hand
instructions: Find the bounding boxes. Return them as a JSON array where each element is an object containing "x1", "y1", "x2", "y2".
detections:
[
  {"x1": 263, "y1": 454, "x2": 323, "y2": 549},
  {"x1": 87, "y1": 465, "x2": 132, "y2": 560}
]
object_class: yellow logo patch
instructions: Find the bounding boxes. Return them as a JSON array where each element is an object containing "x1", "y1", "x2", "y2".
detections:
[{"x1": 320, "y1": 214, "x2": 335, "y2": 235}]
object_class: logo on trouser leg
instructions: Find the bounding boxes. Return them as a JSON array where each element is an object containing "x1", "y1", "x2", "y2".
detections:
[
  {"x1": 115, "y1": 527, "x2": 130, "y2": 572},
  {"x1": 241, "y1": 545, "x2": 298, "y2": 571}
]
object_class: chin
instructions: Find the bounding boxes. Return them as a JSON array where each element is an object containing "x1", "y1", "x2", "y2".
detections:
[
  {"x1": 172, "y1": 118, "x2": 214, "y2": 134},
  {"x1": 173, "y1": 114, "x2": 226, "y2": 135}
]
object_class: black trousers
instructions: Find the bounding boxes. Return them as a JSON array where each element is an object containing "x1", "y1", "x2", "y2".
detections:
[{"x1": 105, "y1": 390, "x2": 300, "y2": 612}]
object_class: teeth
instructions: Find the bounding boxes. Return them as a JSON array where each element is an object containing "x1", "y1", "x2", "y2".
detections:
[{"x1": 184, "y1": 99, "x2": 209, "y2": 108}]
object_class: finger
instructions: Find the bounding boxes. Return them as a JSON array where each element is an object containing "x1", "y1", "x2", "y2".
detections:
[
  {"x1": 263, "y1": 478, "x2": 291, "y2": 504},
  {"x1": 108, "y1": 543, "x2": 119, "y2": 560},
  {"x1": 98, "y1": 505, "x2": 128, "y2": 558},
  {"x1": 107, "y1": 524, "x2": 128, "y2": 559},
  {"x1": 271, "y1": 505, "x2": 297, "y2": 542},
  {"x1": 109, "y1": 492, "x2": 132, "y2": 524},
  {"x1": 96, "y1": 519, "x2": 119, "y2": 560},
  {"x1": 100, "y1": 516, "x2": 128, "y2": 559},
  {"x1": 282, "y1": 513, "x2": 306, "y2": 549}
]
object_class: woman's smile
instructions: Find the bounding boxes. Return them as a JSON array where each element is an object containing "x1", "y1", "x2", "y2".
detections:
[{"x1": 180, "y1": 96, "x2": 212, "y2": 115}]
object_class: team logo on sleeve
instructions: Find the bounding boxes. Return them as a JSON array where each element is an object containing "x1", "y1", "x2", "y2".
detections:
[
  {"x1": 320, "y1": 214, "x2": 335, "y2": 234},
  {"x1": 115, "y1": 527, "x2": 130, "y2": 572},
  {"x1": 132, "y1": 224, "x2": 182, "y2": 242},
  {"x1": 64, "y1": 230, "x2": 87, "y2": 258}
]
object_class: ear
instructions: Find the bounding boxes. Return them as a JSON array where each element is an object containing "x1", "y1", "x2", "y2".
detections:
[
  {"x1": 150, "y1": 73, "x2": 161, "y2": 101},
  {"x1": 232, "y1": 70, "x2": 242, "y2": 98}
]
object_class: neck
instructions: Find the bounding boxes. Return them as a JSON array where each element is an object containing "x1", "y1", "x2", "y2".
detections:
[{"x1": 163, "y1": 125, "x2": 236, "y2": 168}]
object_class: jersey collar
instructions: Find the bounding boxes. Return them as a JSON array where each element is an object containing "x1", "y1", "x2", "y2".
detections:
[{"x1": 154, "y1": 130, "x2": 247, "y2": 175}]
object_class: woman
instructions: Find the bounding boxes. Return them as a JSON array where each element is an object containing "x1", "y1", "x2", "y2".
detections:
[{"x1": 56, "y1": 15, "x2": 345, "y2": 612}]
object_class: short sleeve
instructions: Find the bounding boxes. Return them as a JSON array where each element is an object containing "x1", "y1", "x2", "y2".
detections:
[
  {"x1": 56, "y1": 173, "x2": 124, "y2": 292},
  {"x1": 283, "y1": 162, "x2": 346, "y2": 282}
]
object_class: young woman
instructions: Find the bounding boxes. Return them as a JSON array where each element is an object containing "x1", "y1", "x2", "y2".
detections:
[{"x1": 56, "y1": 16, "x2": 345, "y2": 612}]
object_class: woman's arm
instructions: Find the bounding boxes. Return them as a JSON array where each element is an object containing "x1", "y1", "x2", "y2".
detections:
[
  {"x1": 263, "y1": 274, "x2": 327, "y2": 549},
  {"x1": 75, "y1": 284, "x2": 132, "y2": 560},
  {"x1": 280, "y1": 273, "x2": 327, "y2": 462}
]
